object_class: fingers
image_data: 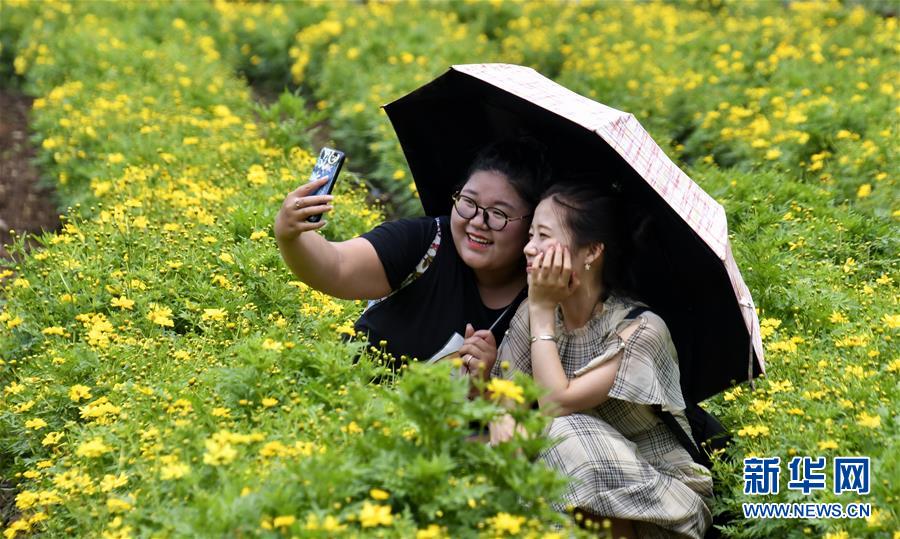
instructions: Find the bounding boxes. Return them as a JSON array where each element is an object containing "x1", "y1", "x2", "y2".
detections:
[
  {"x1": 534, "y1": 245, "x2": 570, "y2": 286},
  {"x1": 559, "y1": 245, "x2": 573, "y2": 286},
  {"x1": 552, "y1": 244, "x2": 564, "y2": 274},
  {"x1": 460, "y1": 338, "x2": 491, "y2": 360},
  {"x1": 472, "y1": 329, "x2": 496, "y2": 347},
  {"x1": 289, "y1": 194, "x2": 333, "y2": 222},
  {"x1": 458, "y1": 351, "x2": 478, "y2": 374},
  {"x1": 536, "y1": 247, "x2": 552, "y2": 285},
  {"x1": 459, "y1": 337, "x2": 496, "y2": 376},
  {"x1": 465, "y1": 323, "x2": 475, "y2": 339},
  {"x1": 292, "y1": 194, "x2": 334, "y2": 212},
  {"x1": 294, "y1": 176, "x2": 329, "y2": 196},
  {"x1": 288, "y1": 178, "x2": 333, "y2": 219}
]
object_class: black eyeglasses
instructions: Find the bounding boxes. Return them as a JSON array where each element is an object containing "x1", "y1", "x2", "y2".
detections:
[{"x1": 451, "y1": 192, "x2": 531, "y2": 231}]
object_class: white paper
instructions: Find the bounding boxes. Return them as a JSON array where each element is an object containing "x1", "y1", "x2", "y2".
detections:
[{"x1": 426, "y1": 332, "x2": 466, "y2": 365}]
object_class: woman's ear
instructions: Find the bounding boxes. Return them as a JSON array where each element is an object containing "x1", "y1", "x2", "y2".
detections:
[{"x1": 584, "y1": 242, "x2": 604, "y2": 267}]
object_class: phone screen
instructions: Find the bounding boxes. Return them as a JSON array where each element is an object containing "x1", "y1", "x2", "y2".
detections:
[{"x1": 307, "y1": 147, "x2": 345, "y2": 222}]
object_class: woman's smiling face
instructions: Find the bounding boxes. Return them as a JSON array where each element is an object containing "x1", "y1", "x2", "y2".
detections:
[
  {"x1": 523, "y1": 197, "x2": 592, "y2": 278},
  {"x1": 450, "y1": 170, "x2": 532, "y2": 275}
]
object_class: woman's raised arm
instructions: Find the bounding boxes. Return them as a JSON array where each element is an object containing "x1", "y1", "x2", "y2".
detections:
[
  {"x1": 529, "y1": 319, "x2": 641, "y2": 416},
  {"x1": 274, "y1": 178, "x2": 392, "y2": 300}
]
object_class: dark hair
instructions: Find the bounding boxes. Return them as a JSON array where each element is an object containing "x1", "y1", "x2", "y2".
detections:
[
  {"x1": 460, "y1": 137, "x2": 551, "y2": 210},
  {"x1": 542, "y1": 181, "x2": 653, "y2": 301}
]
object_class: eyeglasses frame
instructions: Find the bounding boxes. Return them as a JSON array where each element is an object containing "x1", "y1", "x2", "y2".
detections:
[{"x1": 451, "y1": 192, "x2": 532, "y2": 231}]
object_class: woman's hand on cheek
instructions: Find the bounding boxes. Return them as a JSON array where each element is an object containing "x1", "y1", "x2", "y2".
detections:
[{"x1": 528, "y1": 245, "x2": 575, "y2": 311}]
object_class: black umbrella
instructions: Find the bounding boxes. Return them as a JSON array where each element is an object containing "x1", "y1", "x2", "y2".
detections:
[{"x1": 383, "y1": 63, "x2": 764, "y2": 403}]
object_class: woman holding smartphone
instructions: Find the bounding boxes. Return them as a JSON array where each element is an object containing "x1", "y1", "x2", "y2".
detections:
[{"x1": 274, "y1": 139, "x2": 550, "y2": 376}]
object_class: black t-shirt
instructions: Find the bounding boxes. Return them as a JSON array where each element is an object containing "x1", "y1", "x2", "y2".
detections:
[{"x1": 354, "y1": 216, "x2": 525, "y2": 361}]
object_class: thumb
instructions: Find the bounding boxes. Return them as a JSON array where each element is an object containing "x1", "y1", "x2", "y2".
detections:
[{"x1": 465, "y1": 323, "x2": 475, "y2": 339}]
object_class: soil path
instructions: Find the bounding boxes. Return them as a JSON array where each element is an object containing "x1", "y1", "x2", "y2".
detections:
[{"x1": 0, "y1": 89, "x2": 60, "y2": 260}]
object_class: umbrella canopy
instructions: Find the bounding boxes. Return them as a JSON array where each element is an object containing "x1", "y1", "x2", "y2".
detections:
[{"x1": 383, "y1": 63, "x2": 764, "y2": 403}]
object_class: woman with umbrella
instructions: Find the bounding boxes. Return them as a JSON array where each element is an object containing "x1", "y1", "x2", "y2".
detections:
[
  {"x1": 274, "y1": 138, "x2": 550, "y2": 373},
  {"x1": 491, "y1": 182, "x2": 713, "y2": 538}
]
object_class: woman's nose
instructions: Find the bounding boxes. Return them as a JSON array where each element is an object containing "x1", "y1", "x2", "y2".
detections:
[
  {"x1": 470, "y1": 208, "x2": 490, "y2": 229},
  {"x1": 523, "y1": 239, "x2": 537, "y2": 255}
]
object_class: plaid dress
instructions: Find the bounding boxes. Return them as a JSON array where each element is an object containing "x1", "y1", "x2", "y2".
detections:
[{"x1": 493, "y1": 295, "x2": 713, "y2": 538}]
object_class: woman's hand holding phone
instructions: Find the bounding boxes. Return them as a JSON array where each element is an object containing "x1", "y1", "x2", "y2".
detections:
[{"x1": 274, "y1": 176, "x2": 334, "y2": 243}]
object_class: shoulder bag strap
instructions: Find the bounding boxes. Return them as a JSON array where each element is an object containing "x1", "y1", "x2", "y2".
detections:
[
  {"x1": 652, "y1": 404, "x2": 710, "y2": 468},
  {"x1": 624, "y1": 306, "x2": 709, "y2": 467},
  {"x1": 365, "y1": 217, "x2": 441, "y2": 312}
]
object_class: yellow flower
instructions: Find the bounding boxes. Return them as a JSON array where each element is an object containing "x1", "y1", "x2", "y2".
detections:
[
  {"x1": 322, "y1": 515, "x2": 344, "y2": 532},
  {"x1": 765, "y1": 148, "x2": 782, "y2": 160},
  {"x1": 335, "y1": 321, "x2": 356, "y2": 336},
  {"x1": 201, "y1": 308, "x2": 227, "y2": 322},
  {"x1": 69, "y1": 384, "x2": 92, "y2": 402},
  {"x1": 883, "y1": 314, "x2": 900, "y2": 329},
  {"x1": 203, "y1": 433, "x2": 238, "y2": 466},
  {"x1": 41, "y1": 326, "x2": 66, "y2": 336},
  {"x1": 416, "y1": 524, "x2": 445, "y2": 539},
  {"x1": 272, "y1": 515, "x2": 296, "y2": 528},
  {"x1": 25, "y1": 418, "x2": 48, "y2": 430},
  {"x1": 80, "y1": 397, "x2": 121, "y2": 424},
  {"x1": 486, "y1": 379, "x2": 525, "y2": 404},
  {"x1": 818, "y1": 440, "x2": 839, "y2": 451},
  {"x1": 370, "y1": 488, "x2": 390, "y2": 500},
  {"x1": 856, "y1": 183, "x2": 872, "y2": 198},
  {"x1": 77, "y1": 437, "x2": 112, "y2": 458},
  {"x1": 261, "y1": 397, "x2": 278, "y2": 408},
  {"x1": 488, "y1": 512, "x2": 526, "y2": 535},
  {"x1": 856, "y1": 412, "x2": 881, "y2": 429},
  {"x1": 42, "y1": 431, "x2": 64, "y2": 446},
  {"x1": 759, "y1": 318, "x2": 781, "y2": 340},
  {"x1": 828, "y1": 311, "x2": 848, "y2": 324},
  {"x1": 160, "y1": 462, "x2": 190, "y2": 480},
  {"x1": 261, "y1": 339, "x2": 284, "y2": 351},
  {"x1": 749, "y1": 399, "x2": 774, "y2": 415},
  {"x1": 737, "y1": 424, "x2": 770, "y2": 438},
  {"x1": 247, "y1": 164, "x2": 268, "y2": 185},
  {"x1": 100, "y1": 473, "x2": 128, "y2": 492},
  {"x1": 359, "y1": 501, "x2": 393, "y2": 528},
  {"x1": 106, "y1": 497, "x2": 132, "y2": 513},
  {"x1": 147, "y1": 305, "x2": 174, "y2": 327},
  {"x1": 111, "y1": 296, "x2": 135, "y2": 310}
]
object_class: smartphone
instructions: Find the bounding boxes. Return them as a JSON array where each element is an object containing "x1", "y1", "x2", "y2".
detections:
[{"x1": 307, "y1": 147, "x2": 346, "y2": 223}]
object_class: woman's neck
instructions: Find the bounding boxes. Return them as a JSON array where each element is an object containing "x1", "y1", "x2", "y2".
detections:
[
  {"x1": 560, "y1": 283, "x2": 605, "y2": 331},
  {"x1": 474, "y1": 265, "x2": 527, "y2": 309}
]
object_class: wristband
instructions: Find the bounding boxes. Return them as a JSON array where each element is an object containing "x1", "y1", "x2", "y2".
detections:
[{"x1": 529, "y1": 334, "x2": 557, "y2": 344}]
